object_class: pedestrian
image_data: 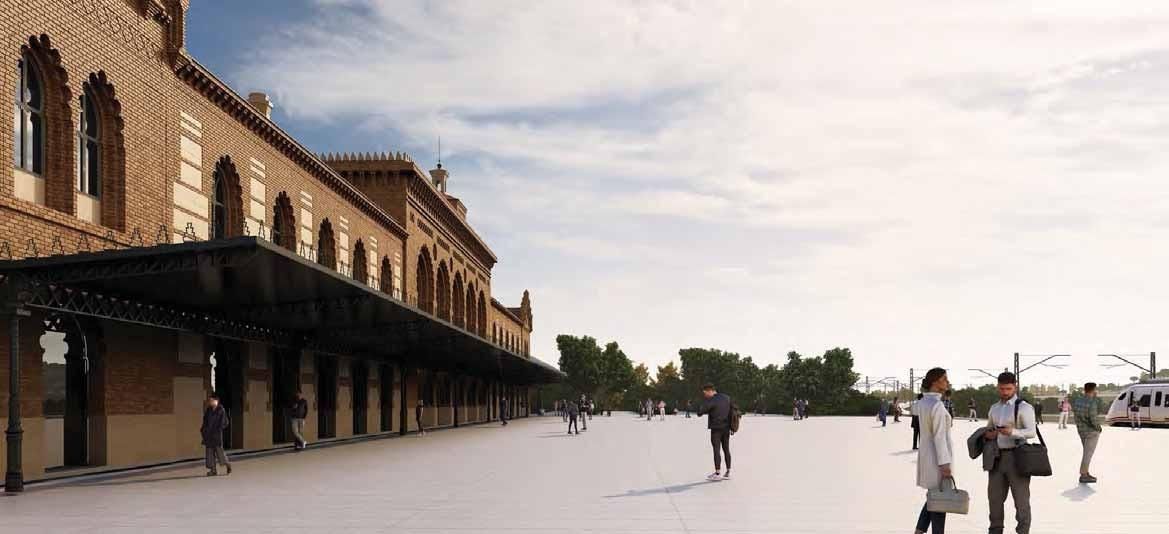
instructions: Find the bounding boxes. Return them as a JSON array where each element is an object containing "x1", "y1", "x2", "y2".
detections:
[
  {"x1": 657, "y1": 400, "x2": 666, "y2": 421},
  {"x1": 579, "y1": 395, "x2": 587, "y2": 430},
  {"x1": 567, "y1": 400, "x2": 580, "y2": 435},
  {"x1": 793, "y1": 398, "x2": 800, "y2": 420},
  {"x1": 290, "y1": 390, "x2": 309, "y2": 450},
  {"x1": 200, "y1": 394, "x2": 232, "y2": 476},
  {"x1": 911, "y1": 393, "x2": 923, "y2": 450},
  {"x1": 913, "y1": 368, "x2": 954, "y2": 534},
  {"x1": 983, "y1": 372, "x2": 1035, "y2": 534},
  {"x1": 416, "y1": 400, "x2": 426, "y2": 435},
  {"x1": 802, "y1": 399, "x2": 810, "y2": 418},
  {"x1": 561, "y1": 399, "x2": 568, "y2": 422},
  {"x1": 501, "y1": 395, "x2": 510, "y2": 426},
  {"x1": 1058, "y1": 397, "x2": 1070, "y2": 430},
  {"x1": 646, "y1": 399, "x2": 654, "y2": 421},
  {"x1": 1072, "y1": 382, "x2": 1102, "y2": 484},
  {"x1": 697, "y1": 383, "x2": 734, "y2": 481},
  {"x1": 942, "y1": 390, "x2": 955, "y2": 424},
  {"x1": 893, "y1": 397, "x2": 902, "y2": 423},
  {"x1": 879, "y1": 399, "x2": 888, "y2": 427},
  {"x1": 1034, "y1": 401, "x2": 1043, "y2": 425},
  {"x1": 967, "y1": 398, "x2": 977, "y2": 422},
  {"x1": 1129, "y1": 395, "x2": 1140, "y2": 430}
]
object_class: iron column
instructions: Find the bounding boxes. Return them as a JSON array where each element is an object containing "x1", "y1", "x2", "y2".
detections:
[{"x1": 5, "y1": 307, "x2": 29, "y2": 493}]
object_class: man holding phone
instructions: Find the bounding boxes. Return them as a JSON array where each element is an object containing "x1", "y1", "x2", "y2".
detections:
[{"x1": 984, "y1": 372, "x2": 1036, "y2": 534}]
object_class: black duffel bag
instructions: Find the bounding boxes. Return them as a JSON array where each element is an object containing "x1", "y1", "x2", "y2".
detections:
[{"x1": 1013, "y1": 399, "x2": 1052, "y2": 477}]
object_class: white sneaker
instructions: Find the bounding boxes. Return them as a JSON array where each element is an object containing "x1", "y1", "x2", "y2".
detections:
[{"x1": 706, "y1": 472, "x2": 722, "y2": 482}]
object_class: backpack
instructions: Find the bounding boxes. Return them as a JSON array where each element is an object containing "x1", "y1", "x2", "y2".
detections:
[{"x1": 729, "y1": 402, "x2": 742, "y2": 433}]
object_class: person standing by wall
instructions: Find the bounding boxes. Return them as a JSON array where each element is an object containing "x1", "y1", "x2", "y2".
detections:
[
  {"x1": 290, "y1": 390, "x2": 309, "y2": 450},
  {"x1": 1058, "y1": 396, "x2": 1071, "y2": 430},
  {"x1": 984, "y1": 372, "x2": 1036, "y2": 534},
  {"x1": 913, "y1": 368, "x2": 954, "y2": 534},
  {"x1": 500, "y1": 395, "x2": 510, "y2": 426},
  {"x1": 1072, "y1": 383, "x2": 1102, "y2": 484},
  {"x1": 200, "y1": 394, "x2": 233, "y2": 476},
  {"x1": 416, "y1": 400, "x2": 427, "y2": 435},
  {"x1": 698, "y1": 384, "x2": 734, "y2": 481}
]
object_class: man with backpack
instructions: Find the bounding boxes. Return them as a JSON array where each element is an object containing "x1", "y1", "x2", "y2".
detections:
[{"x1": 697, "y1": 383, "x2": 738, "y2": 481}]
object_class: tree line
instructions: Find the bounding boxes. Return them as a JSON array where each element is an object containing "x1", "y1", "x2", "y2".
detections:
[{"x1": 548, "y1": 334, "x2": 881, "y2": 416}]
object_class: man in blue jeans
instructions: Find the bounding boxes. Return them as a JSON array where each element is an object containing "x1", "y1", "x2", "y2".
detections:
[{"x1": 697, "y1": 383, "x2": 733, "y2": 481}]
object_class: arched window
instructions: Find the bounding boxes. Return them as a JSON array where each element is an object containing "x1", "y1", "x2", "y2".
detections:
[
  {"x1": 416, "y1": 247, "x2": 434, "y2": 313},
  {"x1": 464, "y1": 283, "x2": 476, "y2": 334},
  {"x1": 15, "y1": 54, "x2": 45, "y2": 175},
  {"x1": 14, "y1": 35, "x2": 74, "y2": 214},
  {"x1": 492, "y1": 324, "x2": 497, "y2": 343},
  {"x1": 76, "y1": 89, "x2": 99, "y2": 197},
  {"x1": 272, "y1": 192, "x2": 296, "y2": 252},
  {"x1": 452, "y1": 273, "x2": 465, "y2": 328},
  {"x1": 477, "y1": 292, "x2": 487, "y2": 337},
  {"x1": 380, "y1": 256, "x2": 392, "y2": 294},
  {"x1": 436, "y1": 261, "x2": 450, "y2": 321},
  {"x1": 210, "y1": 156, "x2": 242, "y2": 239},
  {"x1": 317, "y1": 218, "x2": 337, "y2": 269},
  {"x1": 352, "y1": 239, "x2": 368, "y2": 284}
]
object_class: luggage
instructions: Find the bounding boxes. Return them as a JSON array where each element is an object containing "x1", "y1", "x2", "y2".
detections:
[
  {"x1": 1013, "y1": 399, "x2": 1053, "y2": 477},
  {"x1": 926, "y1": 477, "x2": 970, "y2": 515}
]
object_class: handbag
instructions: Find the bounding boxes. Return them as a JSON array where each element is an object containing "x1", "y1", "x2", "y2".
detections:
[
  {"x1": 1013, "y1": 399, "x2": 1053, "y2": 477},
  {"x1": 926, "y1": 477, "x2": 969, "y2": 515}
]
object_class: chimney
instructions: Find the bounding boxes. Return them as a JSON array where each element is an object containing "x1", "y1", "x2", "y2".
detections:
[
  {"x1": 247, "y1": 92, "x2": 273, "y2": 119},
  {"x1": 429, "y1": 162, "x2": 448, "y2": 193}
]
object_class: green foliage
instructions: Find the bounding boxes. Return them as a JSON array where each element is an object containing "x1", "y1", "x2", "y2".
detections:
[{"x1": 555, "y1": 335, "x2": 635, "y2": 411}]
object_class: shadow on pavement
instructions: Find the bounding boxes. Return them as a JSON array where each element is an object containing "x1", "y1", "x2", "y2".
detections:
[
  {"x1": 75, "y1": 474, "x2": 208, "y2": 487},
  {"x1": 890, "y1": 449, "x2": 917, "y2": 456},
  {"x1": 1060, "y1": 485, "x2": 1096, "y2": 501},
  {"x1": 603, "y1": 481, "x2": 711, "y2": 498}
]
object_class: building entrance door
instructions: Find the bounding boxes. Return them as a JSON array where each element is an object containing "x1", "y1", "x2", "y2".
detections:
[
  {"x1": 351, "y1": 361, "x2": 368, "y2": 435},
  {"x1": 271, "y1": 349, "x2": 300, "y2": 444},
  {"x1": 210, "y1": 338, "x2": 245, "y2": 450}
]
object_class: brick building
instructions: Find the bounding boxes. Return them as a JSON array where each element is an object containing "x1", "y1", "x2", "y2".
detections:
[{"x1": 0, "y1": 0, "x2": 557, "y2": 491}]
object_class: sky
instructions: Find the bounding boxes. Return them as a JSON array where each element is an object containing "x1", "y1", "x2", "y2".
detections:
[{"x1": 185, "y1": 1, "x2": 1169, "y2": 389}]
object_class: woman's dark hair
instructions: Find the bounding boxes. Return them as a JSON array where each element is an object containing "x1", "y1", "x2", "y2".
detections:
[{"x1": 921, "y1": 367, "x2": 947, "y2": 392}]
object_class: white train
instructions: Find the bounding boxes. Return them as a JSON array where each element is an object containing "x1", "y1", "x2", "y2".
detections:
[{"x1": 1106, "y1": 379, "x2": 1169, "y2": 426}]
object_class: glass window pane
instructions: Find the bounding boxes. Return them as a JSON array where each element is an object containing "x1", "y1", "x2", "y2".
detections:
[
  {"x1": 12, "y1": 104, "x2": 21, "y2": 168},
  {"x1": 84, "y1": 94, "x2": 98, "y2": 136},
  {"x1": 86, "y1": 140, "x2": 99, "y2": 195},
  {"x1": 25, "y1": 62, "x2": 40, "y2": 109},
  {"x1": 30, "y1": 112, "x2": 42, "y2": 174}
]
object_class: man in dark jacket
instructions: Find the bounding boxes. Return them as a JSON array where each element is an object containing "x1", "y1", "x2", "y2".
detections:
[
  {"x1": 200, "y1": 394, "x2": 232, "y2": 476},
  {"x1": 566, "y1": 400, "x2": 580, "y2": 435},
  {"x1": 291, "y1": 390, "x2": 309, "y2": 450},
  {"x1": 500, "y1": 396, "x2": 510, "y2": 426},
  {"x1": 697, "y1": 383, "x2": 733, "y2": 481}
]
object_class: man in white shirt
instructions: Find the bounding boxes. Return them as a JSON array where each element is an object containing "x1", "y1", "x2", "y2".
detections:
[{"x1": 983, "y1": 372, "x2": 1036, "y2": 534}]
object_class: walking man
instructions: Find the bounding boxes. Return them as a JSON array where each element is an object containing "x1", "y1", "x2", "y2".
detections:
[
  {"x1": 893, "y1": 397, "x2": 901, "y2": 423},
  {"x1": 910, "y1": 393, "x2": 923, "y2": 450},
  {"x1": 967, "y1": 398, "x2": 977, "y2": 422},
  {"x1": 500, "y1": 395, "x2": 510, "y2": 426},
  {"x1": 200, "y1": 394, "x2": 232, "y2": 476},
  {"x1": 567, "y1": 400, "x2": 580, "y2": 435},
  {"x1": 685, "y1": 399, "x2": 693, "y2": 418},
  {"x1": 984, "y1": 372, "x2": 1036, "y2": 534},
  {"x1": 1072, "y1": 382, "x2": 1102, "y2": 484},
  {"x1": 913, "y1": 368, "x2": 954, "y2": 534},
  {"x1": 290, "y1": 390, "x2": 308, "y2": 450},
  {"x1": 416, "y1": 400, "x2": 426, "y2": 435},
  {"x1": 697, "y1": 383, "x2": 734, "y2": 481},
  {"x1": 879, "y1": 399, "x2": 888, "y2": 427}
]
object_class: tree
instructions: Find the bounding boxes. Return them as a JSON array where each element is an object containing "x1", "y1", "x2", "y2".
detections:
[{"x1": 556, "y1": 334, "x2": 603, "y2": 397}]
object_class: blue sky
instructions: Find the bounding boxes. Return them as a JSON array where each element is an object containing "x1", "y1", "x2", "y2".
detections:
[{"x1": 187, "y1": 1, "x2": 1169, "y2": 388}]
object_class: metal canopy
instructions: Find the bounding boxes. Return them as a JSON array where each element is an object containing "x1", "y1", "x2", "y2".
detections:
[{"x1": 0, "y1": 237, "x2": 562, "y2": 385}]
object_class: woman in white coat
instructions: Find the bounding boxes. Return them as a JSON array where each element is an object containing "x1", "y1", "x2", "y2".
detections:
[{"x1": 915, "y1": 368, "x2": 955, "y2": 534}]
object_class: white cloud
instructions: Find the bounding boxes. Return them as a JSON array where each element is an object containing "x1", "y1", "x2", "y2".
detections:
[{"x1": 232, "y1": 1, "x2": 1169, "y2": 386}]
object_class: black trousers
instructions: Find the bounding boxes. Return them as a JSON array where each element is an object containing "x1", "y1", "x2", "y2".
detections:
[
  {"x1": 912, "y1": 425, "x2": 920, "y2": 449},
  {"x1": 568, "y1": 416, "x2": 578, "y2": 433},
  {"x1": 710, "y1": 429, "x2": 731, "y2": 471},
  {"x1": 916, "y1": 503, "x2": 946, "y2": 533}
]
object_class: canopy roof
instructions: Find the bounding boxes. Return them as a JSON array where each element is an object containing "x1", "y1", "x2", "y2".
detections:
[{"x1": 0, "y1": 237, "x2": 562, "y2": 385}]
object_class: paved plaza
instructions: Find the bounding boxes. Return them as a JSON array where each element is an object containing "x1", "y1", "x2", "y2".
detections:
[{"x1": 1, "y1": 413, "x2": 1163, "y2": 533}]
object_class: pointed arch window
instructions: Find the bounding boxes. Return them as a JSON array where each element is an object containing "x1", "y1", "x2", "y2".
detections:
[
  {"x1": 14, "y1": 55, "x2": 44, "y2": 175},
  {"x1": 211, "y1": 170, "x2": 227, "y2": 239},
  {"x1": 380, "y1": 256, "x2": 393, "y2": 294},
  {"x1": 76, "y1": 90, "x2": 99, "y2": 196},
  {"x1": 318, "y1": 218, "x2": 337, "y2": 269},
  {"x1": 352, "y1": 239, "x2": 368, "y2": 284},
  {"x1": 272, "y1": 192, "x2": 296, "y2": 252}
]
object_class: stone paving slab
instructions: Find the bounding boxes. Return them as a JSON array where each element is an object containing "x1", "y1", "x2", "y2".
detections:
[{"x1": 0, "y1": 414, "x2": 1164, "y2": 533}]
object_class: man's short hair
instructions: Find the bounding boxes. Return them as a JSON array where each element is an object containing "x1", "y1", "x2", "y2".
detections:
[
  {"x1": 1084, "y1": 382, "x2": 1097, "y2": 393},
  {"x1": 997, "y1": 372, "x2": 1017, "y2": 385},
  {"x1": 702, "y1": 383, "x2": 715, "y2": 391}
]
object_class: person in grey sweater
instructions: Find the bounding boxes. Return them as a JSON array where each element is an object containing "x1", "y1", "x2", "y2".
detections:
[{"x1": 697, "y1": 383, "x2": 734, "y2": 481}]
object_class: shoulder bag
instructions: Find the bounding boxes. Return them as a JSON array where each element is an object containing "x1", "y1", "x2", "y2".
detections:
[{"x1": 1013, "y1": 399, "x2": 1052, "y2": 477}]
